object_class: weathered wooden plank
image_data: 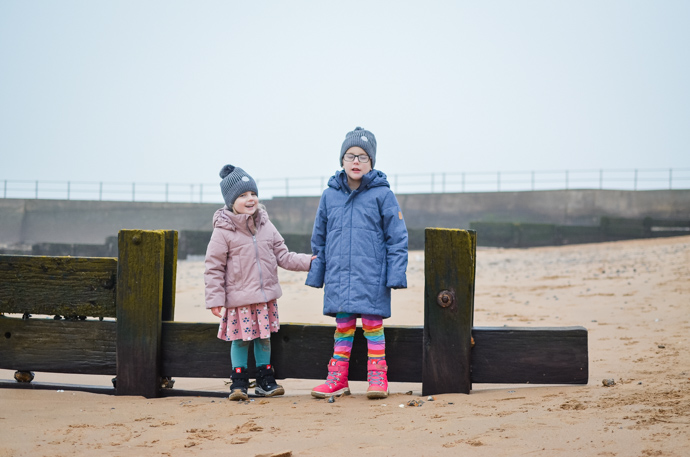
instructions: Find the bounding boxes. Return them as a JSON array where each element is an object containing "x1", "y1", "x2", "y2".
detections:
[
  {"x1": 116, "y1": 230, "x2": 165, "y2": 398},
  {"x1": 471, "y1": 326, "x2": 589, "y2": 384},
  {"x1": 162, "y1": 230, "x2": 178, "y2": 322},
  {"x1": 0, "y1": 316, "x2": 116, "y2": 374},
  {"x1": 160, "y1": 322, "x2": 227, "y2": 377},
  {"x1": 0, "y1": 317, "x2": 588, "y2": 390},
  {"x1": 160, "y1": 323, "x2": 424, "y2": 382},
  {"x1": 162, "y1": 324, "x2": 587, "y2": 385},
  {"x1": 0, "y1": 255, "x2": 117, "y2": 317},
  {"x1": 274, "y1": 324, "x2": 424, "y2": 382},
  {"x1": 271, "y1": 324, "x2": 350, "y2": 380},
  {"x1": 423, "y1": 228, "x2": 476, "y2": 395}
]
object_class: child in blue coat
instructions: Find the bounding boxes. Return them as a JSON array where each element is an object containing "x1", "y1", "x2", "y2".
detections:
[{"x1": 306, "y1": 126, "x2": 408, "y2": 399}]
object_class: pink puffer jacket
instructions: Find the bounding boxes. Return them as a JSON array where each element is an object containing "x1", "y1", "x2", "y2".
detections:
[{"x1": 204, "y1": 207, "x2": 311, "y2": 309}]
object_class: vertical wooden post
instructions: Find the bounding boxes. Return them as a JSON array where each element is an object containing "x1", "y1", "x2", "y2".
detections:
[
  {"x1": 116, "y1": 230, "x2": 165, "y2": 398},
  {"x1": 161, "y1": 230, "x2": 178, "y2": 322},
  {"x1": 422, "y1": 228, "x2": 476, "y2": 395}
]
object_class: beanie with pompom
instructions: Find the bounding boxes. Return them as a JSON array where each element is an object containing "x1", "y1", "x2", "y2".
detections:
[{"x1": 219, "y1": 164, "x2": 258, "y2": 209}]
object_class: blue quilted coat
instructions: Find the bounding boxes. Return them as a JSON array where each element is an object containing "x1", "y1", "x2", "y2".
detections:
[{"x1": 305, "y1": 170, "x2": 408, "y2": 318}]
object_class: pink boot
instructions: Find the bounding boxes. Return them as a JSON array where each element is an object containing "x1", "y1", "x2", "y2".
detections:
[
  {"x1": 311, "y1": 358, "x2": 350, "y2": 398},
  {"x1": 366, "y1": 359, "x2": 389, "y2": 399}
]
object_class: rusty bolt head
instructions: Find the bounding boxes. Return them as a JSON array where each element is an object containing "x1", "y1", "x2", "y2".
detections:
[{"x1": 436, "y1": 290, "x2": 455, "y2": 308}]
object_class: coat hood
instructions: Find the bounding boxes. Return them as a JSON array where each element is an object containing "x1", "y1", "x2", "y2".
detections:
[
  {"x1": 212, "y1": 206, "x2": 268, "y2": 232},
  {"x1": 328, "y1": 170, "x2": 390, "y2": 193}
]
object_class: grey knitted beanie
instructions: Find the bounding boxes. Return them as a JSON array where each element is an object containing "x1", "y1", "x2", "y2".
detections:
[
  {"x1": 219, "y1": 164, "x2": 258, "y2": 209},
  {"x1": 340, "y1": 126, "x2": 377, "y2": 168}
]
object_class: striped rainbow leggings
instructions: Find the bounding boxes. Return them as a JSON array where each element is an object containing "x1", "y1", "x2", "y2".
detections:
[{"x1": 333, "y1": 313, "x2": 385, "y2": 361}]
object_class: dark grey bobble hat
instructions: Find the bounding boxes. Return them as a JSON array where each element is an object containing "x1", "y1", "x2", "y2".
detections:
[
  {"x1": 340, "y1": 126, "x2": 377, "y2": 168},
  {"x1": 219, "y1": 164, "x2": 258, "y2": 209}
]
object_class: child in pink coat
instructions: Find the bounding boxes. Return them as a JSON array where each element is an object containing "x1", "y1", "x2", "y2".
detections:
[{"x1": 205, "y1": 164, "x2": 313, "y2": 401}]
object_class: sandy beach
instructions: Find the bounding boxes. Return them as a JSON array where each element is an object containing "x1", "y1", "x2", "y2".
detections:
[{"x1": 1, "y1": 235, "x2": 689, "y2": 456}]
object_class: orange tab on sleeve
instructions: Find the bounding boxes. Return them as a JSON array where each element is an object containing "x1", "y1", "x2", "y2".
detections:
[{"x1": 398, "y1": 211, "x2": 403, "y2": 220}]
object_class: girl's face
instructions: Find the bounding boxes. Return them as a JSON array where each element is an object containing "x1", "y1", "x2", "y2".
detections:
[{"x1": 232, "y1": 191, "x2": 259, "y2": 215}]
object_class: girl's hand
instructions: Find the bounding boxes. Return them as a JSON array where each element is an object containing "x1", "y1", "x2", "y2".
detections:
[{"x1": 211, "y1": 306, "x2": 223, "y2": 318}]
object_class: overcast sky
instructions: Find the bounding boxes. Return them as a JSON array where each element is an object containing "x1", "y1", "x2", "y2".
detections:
[{"x1": 1, "y1": 1, "x2": 689, "y2": 200}]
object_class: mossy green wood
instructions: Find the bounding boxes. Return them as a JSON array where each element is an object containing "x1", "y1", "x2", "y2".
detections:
[
  {"x1": 0, "y1": 316, "x2": 116, "y2": 374},
  {"x1": 0, "y1": 255, "x2": 117, "y2": 317},
  {"x1": 116, "y1": 230, "x2": 165, "y2": 398},
  {"x1": 161, "y1": 230, "x2": 178, "y2": 322},
  {"x1": 423, "y1": 228, "x2": 476, "y2": 395}
]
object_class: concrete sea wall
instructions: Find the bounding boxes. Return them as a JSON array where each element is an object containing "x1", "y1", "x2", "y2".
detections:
[{"x1": 1, "y1": 189, "x2": 689, "y2": 250}]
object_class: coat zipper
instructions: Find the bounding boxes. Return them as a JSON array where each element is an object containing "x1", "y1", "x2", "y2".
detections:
[
  {"x1": 346, "y1": 186, "x2": 356, "y2": 307},
  {"x1": 248, "y1": 219, "x2": 269, "y2": 303}
]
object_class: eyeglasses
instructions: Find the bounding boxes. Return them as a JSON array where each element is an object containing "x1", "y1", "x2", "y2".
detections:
[{"x1": 343, "y1": 153, "x2": 370, "y2": 163}]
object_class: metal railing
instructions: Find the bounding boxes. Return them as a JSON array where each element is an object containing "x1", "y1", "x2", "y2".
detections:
[{"x1": 2, "y1": 168, "x2": 689, "y2": 203}]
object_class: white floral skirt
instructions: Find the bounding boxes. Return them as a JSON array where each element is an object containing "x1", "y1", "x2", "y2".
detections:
[{"x1": 217, "y1": 300, "x2": 280, "y2": 341}]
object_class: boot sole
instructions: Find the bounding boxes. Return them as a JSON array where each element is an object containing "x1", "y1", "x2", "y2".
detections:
[
  {"x1": 311, "y1": 388, "x2": 351, "y2": 399},
  {"x1": 228, "y1": 390, "x2": 249, "y2": 401},
  {"x1": 255, "y1": 386, "x2": 285, "y2": 397},
  {"x1": 366, "y1": 390, "x2": 389, "y2": 399}
]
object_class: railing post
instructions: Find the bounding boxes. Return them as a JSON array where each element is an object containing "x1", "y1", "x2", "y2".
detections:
[
  {"x1": 423, "y1": 228, "x2": 476, "y2": 395},
  {"x1": 599, "y1": 169, "x2": 603, "y2": 189},
  {"x1": 3, "y1": 180, "x2": 6, "y2": 198},
  {"x1": 497, "y1": 172, "x2": 500, "y2": 192},
  {"x1": 442, "y1": 173, "x2": 446, "y2": 193},
  {"x1": 634, "y1": 169, "x2": 638, "y2": 190},
  {"x1": 35, "y1": 180, "x2": 38, "y2": 199},
  {"x1": 67, "y1": 181, "x2": 70, "y2": 200},
  {"x1": 565, "y1": 170, "x2": 569, "y2": 190},
  {"x1": 99, "y1": 182, "x2": 103, "y2": 201},
  {"x1": 531, "y1": 171, "x2": 535, "y2": 191},
  {"x1": 165, "y1": 183, "x2": 169, "y2": 203},
  {"x1": 431, "y1": 173, "x2": 434, "y2": 193},
  {"x1": 286, "y1": 178, "x2": 289, "y2": 197},
  {"x1": 199, "y1": 184, "x2": 203, "y2": 203},
  {"x1": 132, "y1": 183, "x2": 135, "y2": 202},
  {"x1": 669, "y1": 168, "x2": 673, "y2": 189},
  {"x1": 462, "y1": 172, "x2": 465, "y2": 193},
  {"x1": 116, "y1": 229, "x2": 166, "y2": 398}
]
